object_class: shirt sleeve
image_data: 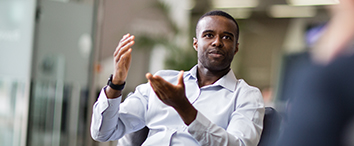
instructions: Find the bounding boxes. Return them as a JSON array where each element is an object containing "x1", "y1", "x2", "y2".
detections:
[
  {"x1": 90, "y1": 85, "x2": 149, "y2": 142},
  {"x1": 188, "y1": 88, "x2": 265, "y2": 146}
]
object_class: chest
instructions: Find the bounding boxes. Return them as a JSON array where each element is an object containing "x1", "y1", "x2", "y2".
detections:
[{"x1": 145, "y1": 81, "x2": 237, "y2": 129}]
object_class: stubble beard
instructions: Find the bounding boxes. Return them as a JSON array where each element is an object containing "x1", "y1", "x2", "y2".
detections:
[{"x1": 198, "y1": 55, "x2": 232, "y2": 73}]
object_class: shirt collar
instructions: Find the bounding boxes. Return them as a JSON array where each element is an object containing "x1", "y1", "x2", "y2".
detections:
[
  {"x1": 186, "y1": 65, "x2": 238, "y2": 92},
  {"x1": 188, "y1": 65, "x2": 198, "y2": 80}
]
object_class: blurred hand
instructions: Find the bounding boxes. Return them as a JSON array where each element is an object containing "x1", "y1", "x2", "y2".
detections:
[
  {"x1": 312, "y1": 0, "x2": 354, "y2": 64},
  {"x1": 113, "y1": 33, "x2": 135, "y2": 85}
]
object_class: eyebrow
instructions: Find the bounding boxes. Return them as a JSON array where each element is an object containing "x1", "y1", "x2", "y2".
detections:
[
  {"x1": 201, "y1": 30, "x2": 235, "y2": 38},
  {"x1": 201, "y1": 30, "x2": 214, "y2": 34},
  {"x1": 223, "y1": 31, "x2": 235, "y2": 38}
]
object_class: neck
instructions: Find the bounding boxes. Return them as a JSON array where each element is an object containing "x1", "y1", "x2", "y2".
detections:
[{"x1": 196, "y1": 64, "x2": 230, "y2": 87}]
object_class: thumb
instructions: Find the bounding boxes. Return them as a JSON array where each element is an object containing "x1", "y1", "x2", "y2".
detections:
[
  {"x1": 177, "y1": 70, "x2": 185, "y2": 88},
  {"x1": 146, "y1": 73, "x2": 153, "y2": 82}
]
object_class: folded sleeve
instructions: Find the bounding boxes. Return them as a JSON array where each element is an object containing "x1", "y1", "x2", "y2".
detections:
[{"x1": 90, "y1": 85, "x2": 149, "y2": 142}]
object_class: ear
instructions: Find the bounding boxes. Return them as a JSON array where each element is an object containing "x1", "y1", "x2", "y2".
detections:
[
  {"x1": 193, "y1": 37, "x2": 198, "y2": 51},
  {"x1": 234, "y1": 43, "x2": 239, "y2": 55}
]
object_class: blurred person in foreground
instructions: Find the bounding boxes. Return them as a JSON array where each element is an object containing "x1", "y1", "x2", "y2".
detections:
[
  {"x1": 90, "y1": 10, "x2": 265, "y2": 146},
  {"x1": 276, "y1": 0, "x2": 354, "y2": 145}
]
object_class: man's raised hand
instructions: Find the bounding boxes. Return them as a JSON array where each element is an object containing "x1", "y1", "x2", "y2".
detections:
[
  {"x1": 105, "y1": 34, "x2": 134, "y2": 98},
  {"x1": 113, "y1": 33, "x2": 134, "y2": 85}
]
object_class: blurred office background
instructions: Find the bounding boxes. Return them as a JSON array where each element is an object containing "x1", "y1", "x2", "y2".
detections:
[{"x1": 0, "y1": 0, "x2": 338, "y2": 146}]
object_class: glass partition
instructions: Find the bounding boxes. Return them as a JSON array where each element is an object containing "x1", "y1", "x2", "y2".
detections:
[
  {"x1": 28, "y1": 80, "x2": 86, "y2": 146},
  {"x1": 0, "y1": 78, "x2": 29, "y2": 146},
  {"x1": 27, "y1": 0, "x2": 95, "y2": 146}
]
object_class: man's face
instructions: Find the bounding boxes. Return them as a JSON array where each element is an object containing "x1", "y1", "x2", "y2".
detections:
[{"x1": 193, "y1": 15, "x2": 239, "y2": 72}]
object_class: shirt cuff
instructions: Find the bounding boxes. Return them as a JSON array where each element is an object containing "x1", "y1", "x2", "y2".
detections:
[
  {"x1": 187, "y1": 111, "x2": 211, "y2": 141},
  {"x1": 97, "y1": 86, "x2": 122, "y2": 114}
]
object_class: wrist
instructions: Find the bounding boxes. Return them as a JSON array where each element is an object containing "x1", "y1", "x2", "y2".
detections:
[
  {"x1": 107, "y1": 74, "x2": 126, "y2": 91},
  {"x1": 105, "y1": 86, "x2": 122, "y2": 99},
  {"x1": 174, "y1": 102, "x2": 197, "y2": 125}
]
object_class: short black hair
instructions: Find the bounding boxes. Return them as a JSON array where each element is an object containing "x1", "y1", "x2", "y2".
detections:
[{"x1": 196, "y1": 10, "x2": 240, "y2": 43}]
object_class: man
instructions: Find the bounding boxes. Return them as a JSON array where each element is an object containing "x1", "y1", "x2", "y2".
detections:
[
  {"x1": 276, "y1": 0, "x2": 354, "y2": 145},
  {"x1": 91, "y1": 10, "x2": 265, "y2": 146}
]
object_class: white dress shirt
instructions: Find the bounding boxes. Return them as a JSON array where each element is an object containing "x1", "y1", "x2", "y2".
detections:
[{"x1": 91, "y1": 65, "x2": 265, "y2": 146}]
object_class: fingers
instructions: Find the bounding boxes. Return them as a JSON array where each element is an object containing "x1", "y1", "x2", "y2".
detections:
[
  {"x1": 117, "y1": 48, "x2": 132, "y2": 68},
  {"x1": 145, "y1": 73, "x2": 153, "y2": 81},
  {"x1": 114, "y1": 34, "x2": 133, "y2": 54},
  {"x1": 146, "y1": 73, "x2": 166, "y2": 98},
  {"x1": 116, "y1": 38, "x2": 134, "y2": 58},
  {"x1": 146, "y1": 72, "x2": 188, "y2": 108},
  {"x1": 146, "y1": 72, "x2": 184, "y2": 88},
  {"x1": 114, "y1": 34, "x2": 130, "y2": 56},
  {"x1": 177, "y1": 70, "x2": 185, "y2": 88},
  {"x1": 146, "y1": 73, "x2": 170, "y2": 92},
  {"x1": 114, "y1": 34, "x2": 135, "y2": 62},
  {"x1": 146, "y1": 73, "x2": 169, "y2": 87},
  {"x1": 112, "y1": 34, "x2": 134, "y2": 84},
  {"x1": 117, "y1": 40, "x2": 134, "y2": 62}
]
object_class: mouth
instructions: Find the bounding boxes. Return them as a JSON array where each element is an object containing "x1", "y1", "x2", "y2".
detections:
[{"x1": 208, "y1": 50, "x2": 224, "y2": 58}]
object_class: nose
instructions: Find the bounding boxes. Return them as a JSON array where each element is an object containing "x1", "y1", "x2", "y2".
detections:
[{"x1": 211, "y1": 36, "x2": 223, "y2": 48}]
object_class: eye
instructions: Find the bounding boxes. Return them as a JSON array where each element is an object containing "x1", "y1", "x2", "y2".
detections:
[
  {"x1": 223, "y1": 35, "x2": 232, "y2": 40},
  {"x1": 203, "y1": 33, "x2": 214, "y2": 38}
]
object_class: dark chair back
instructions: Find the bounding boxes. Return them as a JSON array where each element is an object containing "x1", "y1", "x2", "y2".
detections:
[{"x1": 257, "y1": 107, "x2": 282, "y2": 146}]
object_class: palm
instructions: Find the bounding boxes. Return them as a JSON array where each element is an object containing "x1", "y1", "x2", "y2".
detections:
[{"x1": 146, "y1": 71, "x2": 188, "y2": 108}]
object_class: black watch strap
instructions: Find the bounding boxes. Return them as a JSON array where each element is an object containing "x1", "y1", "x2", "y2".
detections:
[{"x1": 107, "y1": 74, "x2": 125, "y2": 90}]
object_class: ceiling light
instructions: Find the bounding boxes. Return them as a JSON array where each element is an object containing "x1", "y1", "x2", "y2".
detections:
[
  {"x1": 268, "y1": 5, "x2": 317, "y2": 18},
  {"x1": 217, "y1": 8, "x2": 252, "y2": 19},
  {"x1": 287, "y1": 0, "x2": 339, "y2": 6},
  {"x1": 212, "y1": 0, "x2": 259, "y2": 8}
]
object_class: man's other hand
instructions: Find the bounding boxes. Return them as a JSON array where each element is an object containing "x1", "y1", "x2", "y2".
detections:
[{"x1": 146, "y1": 71, "x2": 197, "y2": 125}]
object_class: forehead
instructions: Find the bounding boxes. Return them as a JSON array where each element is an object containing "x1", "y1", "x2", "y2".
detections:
[{"x1": 196, "y1": 16, "x2": 237, "y2": 35}]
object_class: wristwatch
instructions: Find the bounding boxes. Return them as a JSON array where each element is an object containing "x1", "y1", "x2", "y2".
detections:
[{"x1": 107, "y1": 74, "x2": 125, "y2": 90}]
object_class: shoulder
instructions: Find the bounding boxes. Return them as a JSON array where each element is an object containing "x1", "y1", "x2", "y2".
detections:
[
  {"x1": 237, "y1": 79, "x2": 261, "y2": 93},
  {"x1": 236, "y1": 79, "x2": 263, "y2": 100},
  {"x1": 235, "y1": 79, "x2": 264, "y2": 107}
]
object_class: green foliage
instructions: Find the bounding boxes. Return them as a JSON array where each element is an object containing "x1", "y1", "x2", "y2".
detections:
[
  {"x1": 164, "y1": 48, "x2": 197, "y2": 71},
  {"x1": 134, "y1": 0, "x2": 197, "y2": 71}
]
